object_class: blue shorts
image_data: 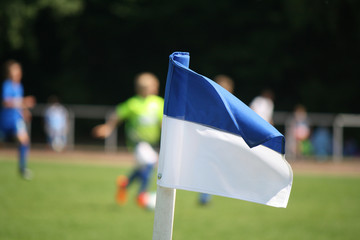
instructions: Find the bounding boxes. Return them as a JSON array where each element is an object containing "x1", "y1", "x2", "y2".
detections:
[{"x1": 0, "y1": 117, "x2": 27, "y2": 140}]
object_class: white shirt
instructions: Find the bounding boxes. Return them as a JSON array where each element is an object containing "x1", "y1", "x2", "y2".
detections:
[{"x1": 250, "y1": 96, "x2": 274, "y2": 123}]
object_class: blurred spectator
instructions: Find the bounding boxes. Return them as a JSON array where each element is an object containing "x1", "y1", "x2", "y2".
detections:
[
  {"x1": 287, "y1": 104, "x2": 311, "y2": 158},
  {"x1": 343, "y1": 138, "x2": 359, "y2": 157},
  {"x1": 311, "y1": 127, "x2": 332, "y2": 160},
  {"x1": 250, "y1": 89, "x2": 274, "y2": 124},
  {"x1": 198, "y1": 74, "x2": 235, "y2": 206},
  {"x1": 44, "y1": 95, "x2": 69, "y2": 152},
  {"x1": 92, "y1": 72, "x2": 163, "y2": 208},
  {"x1": 0, "y1": 60, "x2": 36, "y2": 179},
  {"x1": 213, "y1": 74, "x2": 234, "y2": 93}
]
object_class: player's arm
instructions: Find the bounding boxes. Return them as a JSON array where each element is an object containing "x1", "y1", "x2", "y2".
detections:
[
  {"x1": 2, "y1": 97, "x2": 22, "y2": 108},
  {"x1": 93, "y1": 100, "x2": 129, "y2": 139},
  {"x1": 23, "y1": 96, "x2": 36, "y2": 109},
  {"x1": 92, "y1": 112, "x2": 122, "y2": 139},
  {"x1": 2, "y1": 96, "x2": 35, "y2": 109},
  {"x1": 2, "y1": 94, "x2": 36, "y2": 123}
]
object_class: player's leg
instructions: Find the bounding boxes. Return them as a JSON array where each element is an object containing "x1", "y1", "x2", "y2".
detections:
[
  {"x1": 137, "y1": 164, "x2": 154, "y2": 207},
  {"x1": 116, "y1": 175, "x2": 128, "y2": 205},
  {"x1": 127, "y1": 167, "x2": 141, "y2": 186},
  {"x1": 15, "y1": 118, "x2": 31, "y2": 179},
  {"x1": 199, "y1": 193, "x2": 212, "y2": 205},
  {"x1": 57, "y1": 131, "x2": 67, "y2": 151},
  {"x1": 115, "y1": 167, "x2": 142, "y2": 205},
  {"x1": 138, "y1": 164, "x2": 154, "y2": 193},
  {"x1": 51, "y1": 128, "x2": 66, "y2": 152}
]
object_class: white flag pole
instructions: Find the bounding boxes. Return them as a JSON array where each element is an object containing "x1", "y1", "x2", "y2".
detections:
[{"x1": 152, "y1": 185, "x2": 176, "y2": 240}]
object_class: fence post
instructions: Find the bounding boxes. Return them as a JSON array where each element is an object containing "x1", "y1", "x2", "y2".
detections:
[
  {"x1": 67, "y1": 110, "x2": 75, "y2": 150},
  {"x1": 105, "y1": 111, "x2": 118, "y2": 152},
  {"x1": 333, "y1": 115, "x2": 343, "y2": 162}
]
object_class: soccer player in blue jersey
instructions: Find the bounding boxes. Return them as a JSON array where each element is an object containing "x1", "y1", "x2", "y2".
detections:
[{"x1": 0, "y1": 60, "x2": 36, "y2": 179}]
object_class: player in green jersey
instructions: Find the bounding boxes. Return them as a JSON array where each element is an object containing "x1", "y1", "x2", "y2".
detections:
[{"x1": 93, "y1": 72, "x2": 163, "y2": 208}]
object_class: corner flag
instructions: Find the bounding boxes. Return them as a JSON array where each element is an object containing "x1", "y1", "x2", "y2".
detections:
[{"x1": 157, "y1": 52, "x2": 293, "y2": 208}]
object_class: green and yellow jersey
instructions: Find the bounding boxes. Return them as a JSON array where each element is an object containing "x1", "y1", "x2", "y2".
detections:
[{"x1": 116, "y1": 95, "x2": 164, "y2": 148}]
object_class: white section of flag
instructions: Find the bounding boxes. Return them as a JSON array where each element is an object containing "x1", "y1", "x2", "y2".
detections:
[{"x1": 157, "y1": 115, "x2": 293, "y2": 208}]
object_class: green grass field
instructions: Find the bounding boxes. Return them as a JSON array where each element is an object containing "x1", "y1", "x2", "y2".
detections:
[{"x1": 1, "y1": 155, "x2": 360, "y2": 240}]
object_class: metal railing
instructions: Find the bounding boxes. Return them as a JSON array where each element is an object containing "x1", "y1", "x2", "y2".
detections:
[
  {"x1": 30, "y1": 104, "x2": 115, "y2": 151},
  {"x1": 333, "y1": 114, "x2": 360, "y2": 161},
  {"x1": 29, "y1": 104, "x2": 359, "y2": 161}
]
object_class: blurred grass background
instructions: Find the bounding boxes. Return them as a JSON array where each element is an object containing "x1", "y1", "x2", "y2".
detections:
[{"x1": 1, "y1": 156, "x2": 360, "y2": 240}]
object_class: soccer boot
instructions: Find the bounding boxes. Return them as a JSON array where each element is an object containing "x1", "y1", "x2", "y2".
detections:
[{"x1": 116, "y1": 175, "x2": 128, "y2": 205}]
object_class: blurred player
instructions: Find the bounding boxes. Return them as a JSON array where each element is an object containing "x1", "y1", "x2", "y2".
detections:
[
  {"x1": 250, "y1": 89, "x2": 274, "y2": 124},
  {"x1": 213, "y1": 74, "x2": 234, "y2": 93},
  {"x1": 44, "y1": 95, "x2": 69, "y2": 152},
  {"x1": 0, "y1": 60, "x2": 36, "y2": 179},
  {"x1": 199, "y1": 74, "x2": 235, "y2": 206},
  {"x1": 92, "y1": 72, "x2": 163, "y2": 208},
  {"x1": 287, "y1": 104, "x2": 311, "y2": 158}
]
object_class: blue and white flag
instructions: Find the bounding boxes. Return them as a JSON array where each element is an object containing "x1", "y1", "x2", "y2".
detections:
[{"x1": 157, "y1": 52, "x2": 293, "y2": 208}]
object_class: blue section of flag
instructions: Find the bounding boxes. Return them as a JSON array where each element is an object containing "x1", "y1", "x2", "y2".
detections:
[{"x1": 164, "y1": 52, "x2": 285, "y2": 154}]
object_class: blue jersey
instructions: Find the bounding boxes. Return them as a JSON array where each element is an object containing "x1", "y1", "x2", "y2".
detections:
[{"x1": 0, "y1": 79, "x2": 24, "y2": 130}]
